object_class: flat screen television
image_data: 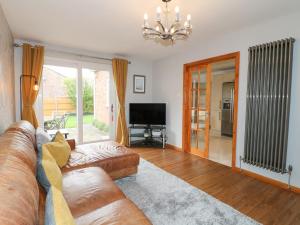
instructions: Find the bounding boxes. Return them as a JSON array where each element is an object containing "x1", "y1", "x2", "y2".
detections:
[{"x1": 129, "y1": 103, "x2": 166, "y2": 125}]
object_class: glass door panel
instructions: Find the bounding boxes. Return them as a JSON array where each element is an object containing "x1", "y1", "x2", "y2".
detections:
[
  {"x1": 191, "y1": 129, "x2": 197, "y2": 149},
  {"x1": 199, "y1": 69, "x2": 207, "y2": 109},
  {"x1": 191, "y1": 90, "x2": 198, "y2": 108},
  {"x1": 82, "y1": 68, "x2": 111, "y2": 143},
  {"x1": 197, "y1": 129, "x2": 205, "y2": 149},
  {"x1": 189, "y1": 65, "x2": 211, "y2": 158},
  {"x1": 42, "y1": 65, "x2": 78, "y2": 141},
  {"x1": 192, "y1": 71, "x2": 199, "y2": 89},
  {"x1": 191, "y1": 109, "x2": 197, "y2": 130}
]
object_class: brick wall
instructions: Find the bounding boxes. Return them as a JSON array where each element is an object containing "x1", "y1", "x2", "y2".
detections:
[{"x1": 94, "y1": 71, "x2": 109, "y2": 124}]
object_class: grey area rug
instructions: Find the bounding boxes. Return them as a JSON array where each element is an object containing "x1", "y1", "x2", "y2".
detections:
[{"x1": 115, "y1": 159, "x2": 260, "y2": 225}]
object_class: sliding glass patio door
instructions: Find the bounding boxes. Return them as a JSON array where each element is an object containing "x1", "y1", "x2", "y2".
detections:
[{"x1": 38, "y1": 59, "x2": 115, "y2": 144}]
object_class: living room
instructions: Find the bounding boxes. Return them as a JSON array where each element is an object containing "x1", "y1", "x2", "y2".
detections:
[{"x1": 1, "y1": 1, "x2": 300, "y2": 225}]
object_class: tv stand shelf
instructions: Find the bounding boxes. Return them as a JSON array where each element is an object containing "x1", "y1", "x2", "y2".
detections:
[{"x1": 128, "y1": 125, "x2": 167, "y2": 149}]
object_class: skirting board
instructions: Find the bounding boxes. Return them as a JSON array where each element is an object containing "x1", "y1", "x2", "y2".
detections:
[
  {"x1": 232, "y1": 166, "x2": 300, "y2": 194},
  {"x1": 166, "y1": 144, "x2": 182, "y2": 152}
]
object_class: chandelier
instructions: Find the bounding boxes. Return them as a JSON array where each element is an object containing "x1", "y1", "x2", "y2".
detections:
[{"x1": 142, "y1": 0, "x2": 192, "y2": 43}]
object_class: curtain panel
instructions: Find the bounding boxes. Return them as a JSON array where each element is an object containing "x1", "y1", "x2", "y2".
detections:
[
  {"x1": 21, "y1": 44, "x2": 44, "y2": 128},
  {"x1": 112, "y1": 58, "x2": 129, "y2": 146}
]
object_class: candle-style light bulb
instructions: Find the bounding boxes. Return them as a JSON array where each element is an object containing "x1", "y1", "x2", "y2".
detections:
[
  {"x1": 175, "y1": 6, "x2": 180, "y2": 21},
  {"x1": 156, "y1": 26, "x2": 160, "y2": 32},
  {"x1": 187, "y1": 14, "x2": 191, "y2": 27},
  {"x1": 156, "y1": 6, "x2": 161, "y2": 21},
  {"x1": 144, "y1": 13, "x2": 148, "y2": 21},
  {"x1": 144, "y1": 13, "x2": 148, "y2": 26},
  {"x1": 187, "y1": 14, "x2": 191, "y2": 21}
]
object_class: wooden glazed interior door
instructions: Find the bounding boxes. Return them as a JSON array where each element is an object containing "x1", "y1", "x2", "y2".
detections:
[{"x1": 189, "y1": 65, "x2": 211, "y2": 158}]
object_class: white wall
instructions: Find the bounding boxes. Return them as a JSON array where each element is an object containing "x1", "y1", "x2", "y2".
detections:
[
  {"x1": 126, "y1": 58, "x2": 153, "y2": 123},
  {"x1": 0, "y1": 4, "x2": 15, "y2": 132},
  {"x1": 152, "y1": 12, "x2": 300, "y2": 188},
  {"x1": 14, "y1": 42, "x2": 153, "y2": 126}
]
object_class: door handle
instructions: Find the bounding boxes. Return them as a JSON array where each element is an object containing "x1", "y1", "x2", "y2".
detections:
[{"x1": 111, "y1": 104, "x2": 114, "y2": 122}]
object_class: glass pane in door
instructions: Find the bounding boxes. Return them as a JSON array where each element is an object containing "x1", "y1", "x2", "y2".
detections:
[
  {"x1": 191, "y1": 129, "x2": 197, "y2": 149},
  {"x1": 82, "y1": 69, "x2": 111, "y2": 143},
  {"x1": 199, "y1": 69, "x2": 207, "y2": 109},
  {"x1": 189, "y1": 66, "x2": 210, "y2": 156},
  {"x1": 197, "y1": 67, "x2": 208, "y2": 151},
  {"x1": 42, "y1": 65, "x2": 78, "y2": 141},
  {"x1": 191, "y1": 71, "x2": 199, "y2": 89},
  {"x1": 191, "y1": 90, "x2": 198, "y2": 108},
  {"x1": 197, "y1": 129, "x2": 205, "y2": 149}
]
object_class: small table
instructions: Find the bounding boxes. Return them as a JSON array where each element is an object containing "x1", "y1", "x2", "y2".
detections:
[{"x1": 47, "y1": 129, "x2": 69, "y2": 139}]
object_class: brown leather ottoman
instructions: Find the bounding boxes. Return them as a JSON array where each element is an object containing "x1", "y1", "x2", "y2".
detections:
[{"x1": 62, "y1": 141, "x2": 140, "y2": 179}]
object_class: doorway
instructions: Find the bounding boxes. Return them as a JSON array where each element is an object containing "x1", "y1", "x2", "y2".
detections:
[
  {"x1": 36, "y1": 58, "x2": 116, "y2": 144},
  {"x1": 182, "y1": 52, "x2": 239, "y2": 167}
]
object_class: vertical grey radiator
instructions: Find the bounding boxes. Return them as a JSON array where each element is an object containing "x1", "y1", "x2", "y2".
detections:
[{"x1": 243, "y1": 38, "x2": 295, "y2": 174}]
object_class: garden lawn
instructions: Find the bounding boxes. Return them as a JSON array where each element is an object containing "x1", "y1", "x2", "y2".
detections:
[{"x1": 65, "y1": 114, "x2": 94, "y2": 128}]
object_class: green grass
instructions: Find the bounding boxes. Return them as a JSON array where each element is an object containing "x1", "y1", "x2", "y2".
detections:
[{"x1": 65, "y1": 114, "x2": 94, "y2": 128}]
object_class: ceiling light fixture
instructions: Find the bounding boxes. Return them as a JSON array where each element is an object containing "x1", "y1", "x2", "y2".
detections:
[{"x1": 142, "y1": 0, "x2": 192, "y2": 44}]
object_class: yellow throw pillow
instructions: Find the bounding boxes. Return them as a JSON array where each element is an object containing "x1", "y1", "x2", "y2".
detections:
[
  {"x1": 45, "y1": 186, "x2": 75, "y2": 225},
  {"x1": 44, "y1": 132, "x2": 71, "y2": 168},
  {"x1": 37, "y1": 146, "x2": 62, "y2": 192}
]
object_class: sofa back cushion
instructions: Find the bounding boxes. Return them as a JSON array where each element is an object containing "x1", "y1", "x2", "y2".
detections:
[
  {"x1": 5, "y1": 120, "x2": 37, "y2": 148},
  {"x1": 0, "y1": 131, "x2": 37, "y2": 173},
  {"x1": 0, "y1": 121, "x2": 43, "y2": 225},
  {"x1": 0, "y1": 133, "x2": 39, "y2": 225}
]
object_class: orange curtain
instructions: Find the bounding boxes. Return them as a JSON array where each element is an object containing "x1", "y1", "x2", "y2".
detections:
[
  {"x1": 21, "y1": 44, "x2": 45, "y2": 128},
  {"x1": 112, "y1": 58, "x2": 129, "y2": 146}
]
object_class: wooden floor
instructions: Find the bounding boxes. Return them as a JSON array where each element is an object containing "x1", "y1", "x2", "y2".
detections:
[{"x1": 131, "y1": 147, "x2": 300, "y2": 225}]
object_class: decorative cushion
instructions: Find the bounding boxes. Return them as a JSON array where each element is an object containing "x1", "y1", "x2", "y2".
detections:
[
  {"x1": 45, "y1": 186, "x2": 75, "y2": 225},
  {"x1": 37, "y1": 146, "x2": 62, "y2": 192},
  {"x1": 43, "y1": 132, "x2": 71, "y2": 168},
  {"x1": 36, "y1": 127, "x2": 51, "y2": 149}
]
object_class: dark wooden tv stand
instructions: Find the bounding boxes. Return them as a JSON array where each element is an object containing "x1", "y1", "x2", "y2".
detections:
[{"x1": 128, "y1": 125, "x2": 166, "y2": 149}]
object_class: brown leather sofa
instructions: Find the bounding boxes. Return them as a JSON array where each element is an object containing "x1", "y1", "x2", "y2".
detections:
[{"x1": 0, "y1": 121, "x2": 152, "y2": 225}]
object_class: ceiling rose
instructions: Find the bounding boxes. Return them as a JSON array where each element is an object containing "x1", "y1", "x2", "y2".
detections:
[{"x1": 142, "y1": 0, "x2": 192, "y2": 44}]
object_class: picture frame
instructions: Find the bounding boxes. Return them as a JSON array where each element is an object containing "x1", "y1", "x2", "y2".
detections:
[{"x1": 133, "y1": 75, "x2": 146, "y2": 93}]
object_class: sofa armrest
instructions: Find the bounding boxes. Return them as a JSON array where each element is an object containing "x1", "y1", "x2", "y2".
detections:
[{"x1": 67, "y1": 139, "x2": 76, "y2": 150}]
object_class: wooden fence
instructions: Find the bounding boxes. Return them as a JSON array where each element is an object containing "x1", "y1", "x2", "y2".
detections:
[{"x1": 43, "y1": 97, "x2": 76, "y2": 117}]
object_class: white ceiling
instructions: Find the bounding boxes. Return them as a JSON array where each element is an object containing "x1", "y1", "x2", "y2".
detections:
[{"x1": 1, "y1": 0, "x2": 300, "y2": 60}]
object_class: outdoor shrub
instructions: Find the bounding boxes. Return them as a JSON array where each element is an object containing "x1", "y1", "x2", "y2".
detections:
[
  {"x1": 92, "y1": 119, "x2": 109, "y2": 133},
  {"x1": 64, "y1": 78, "x2": 94, "y2": 113}
]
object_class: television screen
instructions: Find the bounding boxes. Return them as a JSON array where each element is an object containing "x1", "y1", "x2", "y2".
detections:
[{"x1": 129, "y1": 103, "x2": 166, "y2": 125}]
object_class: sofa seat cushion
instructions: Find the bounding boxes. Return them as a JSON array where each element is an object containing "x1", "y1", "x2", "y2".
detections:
[
  {"x1": 62, "y1": 141, "x2": 139, "y2": 174},
  {"x1": 62, "y1": 167, "x2": 125, "y2": 217},
  {"x1": 75, "y1": 199, "x2": 152, "y2": 225}
]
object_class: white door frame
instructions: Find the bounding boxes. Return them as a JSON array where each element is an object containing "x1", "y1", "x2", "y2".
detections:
[{"x1": 40, "y1": 56, "x2": 115, "y2": 144}]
